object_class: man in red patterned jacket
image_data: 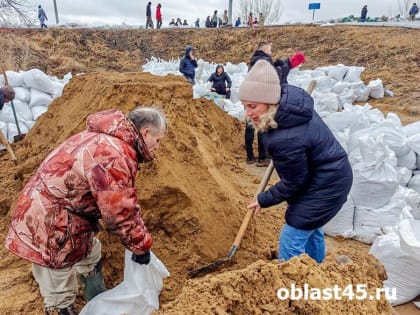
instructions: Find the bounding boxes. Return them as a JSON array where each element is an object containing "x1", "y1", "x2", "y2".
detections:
[{"x1": 5, "y1": 107, "x2": 167, "y2": 315}]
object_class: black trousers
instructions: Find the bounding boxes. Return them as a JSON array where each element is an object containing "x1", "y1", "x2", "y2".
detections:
[
  {"x1": 214, "y1": 88, "x2": 230, "y2": 99},
  {"x1": 245, "y1": 123, "x2": 267, "y2": 160}
]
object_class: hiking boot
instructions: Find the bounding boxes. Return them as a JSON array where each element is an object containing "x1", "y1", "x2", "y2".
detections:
[
  {"x1": 256, "y1": 159, "x2": 270, "y2": 167},
  {"x1": 246, "y1": 157, "x2": 256, "y2": 164},
  {"x1": 78, "y1": 259, "x2": 106, "y2": 301}
]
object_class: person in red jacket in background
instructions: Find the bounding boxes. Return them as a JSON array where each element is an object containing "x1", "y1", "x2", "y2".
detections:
[
  {"x1": 156, "y1": 3, "x2": 162, "y2": 29},
  {"x1": 5, "y1": 107, "x2": 167, "y2": 315}
]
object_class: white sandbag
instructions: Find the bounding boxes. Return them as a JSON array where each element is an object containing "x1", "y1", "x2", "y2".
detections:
[
  {"x1": 343, "y1": 66, "x2": 365, "y2": 83},
  {"x1": 394, "y1": 186, "x2": 420, "y2": 219},
  {"x1": 313, "y1": 92, "x2": 340, "y2": 116},
  {"x1": 4, "y1": 71, "x2": 24, "y2": 87},
  {"x1": 403, "y1": 121, "x2": 420, "y2": 138},
  {"x1": 22, "y1": 120, "x2": 36, "y2": 130},
  {"x1": 310, "y1": 69, "x2": 325, "y2": 78},
  {"x1": 7, "y1": 122, "x2": 29, "y2": 143},
  {"x1": 408, "y1": 174, "x2": 420, "y2": 194},
  {"x1": 23, "y1": 69, "x2": 56, "y2": 95},
  {"x1": 407, "y1": 134, "x2": 420, "y2": 155},
  {"x1": 378, "y1": 119, "x2": 410, "y2": 157},
  {"x1": 13, "y1": 87, "x2": 31, "y2": 103},
  {"x1": 397, "y1": 150, "x2": 417, "y2": 170},
  {"x1": 350, "y1": 135, "x2": 399, "y2": 209},
  {"x1": 52, "y1": 81, "x2": 65, "y2": 98},
  {"x1": 331, "y1": 82, "x2": 351, "y2": 94},
  {"x1": 368, "y1": 79, "x2": 384, "y2": 99},
  {"x1": 193, "y1": 82, "x2": 211, "y2": 98},
  {"x1": 399, "y1": 219, "x2": 420, "y2": 261},
  {"x1": 314, "y1": 76, "x2": 336, "y2": 92},
  {"x1": 327, "y1": 65, "x2": 349, "y2": 81},
  {"x1": 355, "y1": 85, "x2": 371, "y2": 102},
  {"x1": 397, "y1": 167, "x2": 412, "y2": 186},
  {"x1": 353, "y1": 198, "x2": 407, "y2": 244},
  {"x1": 29, "y1": 88, "x2": 53, "y2": 108},
  {"x1": 31, "y1": 106, "x2": 48, "y2": 120},
  {"x1": 80, "y1": 250, "x2": 169, "y2": 315},
  {"x1": 324, "y1": 196, "x2": 355, "y2": 238},
  {"x1": 369, "y1": 232, "x2": 420, "y2": 306},
  {"x1": 337, "y1": 89, "x2": 356, "y2": 108},
  {"x1": 62, "y1": 72, "x2": 73, "y2": 85},
  {"x1": 0, "y1": 103, "x2": 17, "y2": 123},
  {"x1": 11, "y1": 100, "x2": 33, "y2": 121}
]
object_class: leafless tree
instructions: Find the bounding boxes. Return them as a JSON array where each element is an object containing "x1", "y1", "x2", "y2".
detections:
[
  {"x1": 0, "y1": 0, "x2": 35, "y2": 26},
  {"x1": 398, "y1": 0, "x2": 411, "y2": 17},
  {"x1": 239, "y1": 0, "x2": 284, "y2": 25}
]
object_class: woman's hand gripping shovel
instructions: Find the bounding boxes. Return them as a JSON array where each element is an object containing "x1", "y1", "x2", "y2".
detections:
[{"x1": 187, "y1": 80, "x2": 317, "y2": 278}]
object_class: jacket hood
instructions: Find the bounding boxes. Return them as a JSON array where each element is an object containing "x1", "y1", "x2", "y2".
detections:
[
  {"x1": 215, "y1": 64, "x2": 224, "y2": 73},
  {"x1": 185, "y1": 45, "x2": 194, "y2": 56},
  {"x1": 274, "y1": 85, "x2": 314, "y2": 128},
  {"x1": 86, "y1": 109, "x2": 138, "y2": 146}
]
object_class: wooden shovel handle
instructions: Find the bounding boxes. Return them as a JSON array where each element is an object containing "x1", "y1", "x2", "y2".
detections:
[
  {"x1": 0, "y1": 129, "x2": 17, "y2": 164},
  {"x1": 2, "y1": 71, "x2": 9, "y2": 85},
  {"x1": 232, "y1": 161, "x2": 275, "y2": 248}
]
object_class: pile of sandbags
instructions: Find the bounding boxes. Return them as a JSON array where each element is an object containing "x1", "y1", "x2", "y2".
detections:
[
  {"x1": 142, "y1": 59, "x2": 387, "y2": 123},
  {"x1": 0, "y1": 69, "x2": 71, "y2": 146}
]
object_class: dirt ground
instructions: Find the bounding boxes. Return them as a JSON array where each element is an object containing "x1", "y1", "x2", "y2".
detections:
[{"x1": 0, "y1": 25, "x2": 419, "y2": 314}]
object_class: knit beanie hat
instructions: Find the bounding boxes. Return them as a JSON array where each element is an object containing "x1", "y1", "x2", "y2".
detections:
[{"x1": 239, "y1": 60, "x2": 281, "y2": 104}]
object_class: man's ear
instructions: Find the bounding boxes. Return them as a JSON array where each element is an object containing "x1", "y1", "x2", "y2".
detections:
[{"x1": 140, "y1": 127, "x2": 150, "y2": 139}]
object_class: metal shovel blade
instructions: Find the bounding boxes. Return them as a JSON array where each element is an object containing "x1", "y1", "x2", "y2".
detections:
[{"x1": 187, "y1": 256, "x2": 232, "y2": 278}]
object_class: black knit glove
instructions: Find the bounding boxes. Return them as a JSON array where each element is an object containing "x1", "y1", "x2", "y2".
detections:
[{"x1": 131, "y1": 251, "x2": 151, "y2": 265}]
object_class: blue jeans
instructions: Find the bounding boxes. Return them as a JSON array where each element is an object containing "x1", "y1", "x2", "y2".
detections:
[{"x1": 279, "y1": 223, "x2": 325, "y2": 263}]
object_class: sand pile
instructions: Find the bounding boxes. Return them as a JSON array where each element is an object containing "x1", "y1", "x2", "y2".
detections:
[
  {"x1": 158, "y1": 252, "x2": 392, "y2": 315},
  {"x1": 0, "y1": 72, "x2": 393, "y2": 314},
  {"x1": 0, "y1": 71, "x2": 269, "y2": 314}
]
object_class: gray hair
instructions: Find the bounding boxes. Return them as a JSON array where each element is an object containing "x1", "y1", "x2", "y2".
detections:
[
  {"x1": 1, "y1": 86, "x2": 15, "y2": 101},
  {"x1": 127, "y1": 106, "x2": 167, "y2": 133}
]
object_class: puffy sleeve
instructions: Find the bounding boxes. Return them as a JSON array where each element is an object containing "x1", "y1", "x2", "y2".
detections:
[
  {"x1": 258, "y1": 144, "x2": 309, "y2": 208},
  {"x1": 87, "y1": 143, "x2": 152, "y2": 254}
]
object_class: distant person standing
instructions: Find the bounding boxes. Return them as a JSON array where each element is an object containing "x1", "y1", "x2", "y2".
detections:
[
  {"x1": 179, "y1": 45, "x2": 198, "y2": 85},
  {"x1": 211, "y1": 10, "x2": 218, "y2": 27},
  {"x1": 156, "y1": 3, "x2": 162, "y2": 29},
  {"x1": 222, "y1": 9, "x2": 228, "y2": 26},
  {"x1": 409, "y1": 3, "x2": 419, "y2": 21},
  {"x1": 259, "y1": 13, "x2": 265, "y2": 26},
  {"x1": 248, "y1": 12, "x2": 253, "y2": 26},
  {"x1": 205, "y1": 16, "x2": 212, "y2": 27},
  {"x1": 38, "y1": 4, "x2": 48, "y2": 28},
  {"x1": 195, "y1": 18, "x2": 200, "y2": 28},
  {"x1": 146, "y1": 2, "x2": 154, "y2": 29},
  {"x1": 360, "y1": 5, "x2": 368, "y2": 22}
]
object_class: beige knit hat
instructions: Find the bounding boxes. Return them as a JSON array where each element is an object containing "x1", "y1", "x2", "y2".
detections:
[{"x1": 239, "y1": 60, "x2": 281, "y2": 104}]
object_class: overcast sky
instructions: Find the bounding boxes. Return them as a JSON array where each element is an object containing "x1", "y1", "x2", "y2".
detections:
[{"x1": 30, "y1": 0, "x2": 408, "y2": 26}]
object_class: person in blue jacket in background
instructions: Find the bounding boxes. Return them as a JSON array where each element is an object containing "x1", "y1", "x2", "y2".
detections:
[
  {"x1": 239, "y1": 59, "x2": 353, "y2": 263},
  {"x1": 179, "y1": 45, "x2": 198, "y2": 85}
]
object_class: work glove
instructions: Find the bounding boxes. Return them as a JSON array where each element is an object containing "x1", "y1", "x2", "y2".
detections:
[
  {"x1": 131, "y1": 251, "x2": 151, "y2": 265},
  {"x1": 289, "y1": 52, "x2": 305, "y2": 68}
]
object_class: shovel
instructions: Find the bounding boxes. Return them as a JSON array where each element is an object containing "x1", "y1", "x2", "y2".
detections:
[
  {"x1": 0, "y1": 128, "x2": 18, "y2": 165},
  {"x1": 3, "y1": 71, "x2": 26, "y2": 142},
  {"x1": 188, "y1": 80, "x2": 317, "y2": 278},
  {"x1": 188, "y1": 160, "x2": 275, "y2": 278}
]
